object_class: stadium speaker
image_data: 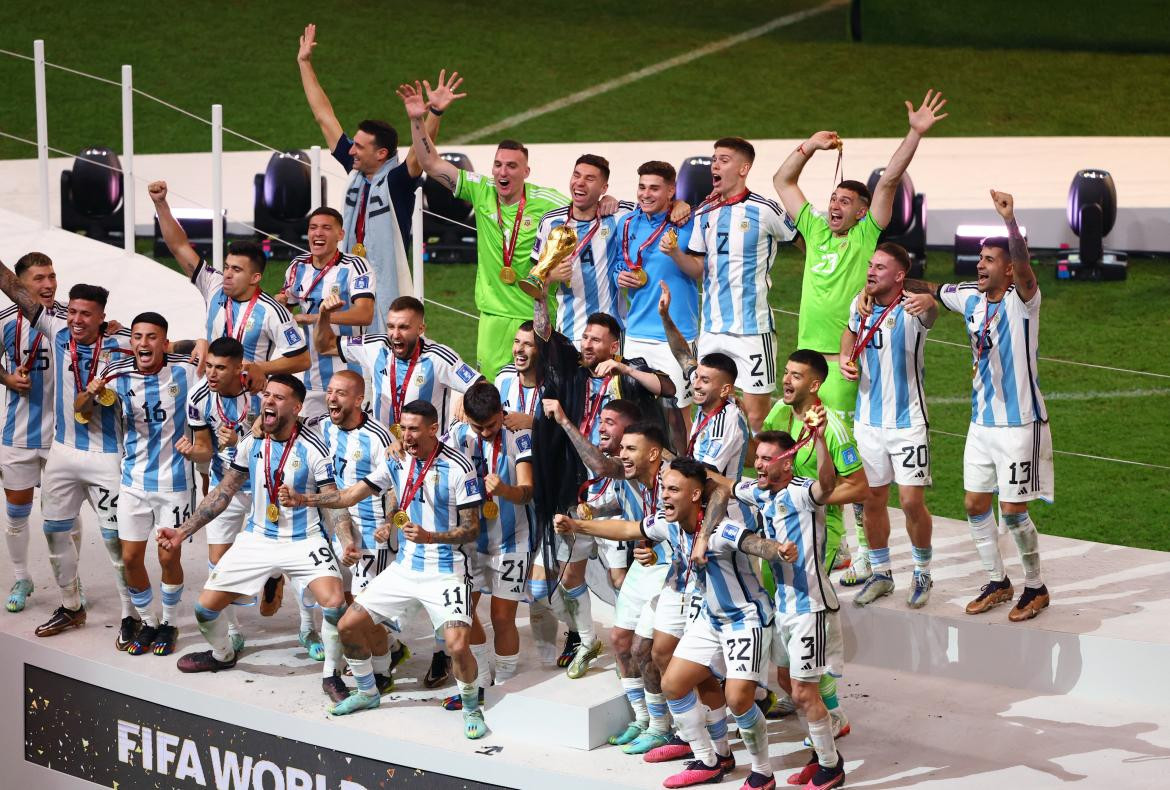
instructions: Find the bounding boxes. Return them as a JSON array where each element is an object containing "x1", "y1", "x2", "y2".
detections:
[
  {"x1": 866, "y1": 167, "x2": 927, "y2": 277},
  {"x1": 423, "y1": 152, "x2": 476, "y2": 264},
  {"x1": 153, "y1": 207, "x2": 224, "y2": 261},
  {"x1": 953, "y1": 223, "x2": 1027, "y2": 277},
  {"x1": 60, "y1": 146, "x2": 125, "y2": 247},
  {"x1": 253, "y1": 150, "x2": 327, "y2": 260},
  {"x1": 676, "y1": 156, "x2": 714, "y2": 208},
  {"x1": 1057, "y1": 168, "x2": 1126, "y2": 281}
]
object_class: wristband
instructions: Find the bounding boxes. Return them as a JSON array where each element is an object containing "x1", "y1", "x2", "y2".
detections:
[{"x1": 428, "y1": 105, "x2": 444, "y2": 116}]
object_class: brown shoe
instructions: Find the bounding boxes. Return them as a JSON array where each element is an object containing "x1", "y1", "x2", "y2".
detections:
[
  {"x1": 34, "y1": 605, "x2": 87, "y2": 637},
  {"x1": 1008, "y1": 585, "x2": 1050, "y2": 622},
  {"x1": 259, "y1": 575, "x2": 284, "y2": 617},
  {"x1": 965, "y1": 578, "x2": 1014, "y2": 615}
]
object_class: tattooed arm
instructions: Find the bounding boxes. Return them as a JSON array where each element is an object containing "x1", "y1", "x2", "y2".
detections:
[
  {"x1": 403, "y1": 504, "x2": 480, "y2": 546},
  {"x1": 991, "y1": 189, "x2": 1038, "y2": 301},
  {"x1": 737, "y1": 532, "x2": 797, "y2": 564},
  {"x1": 533, "y1": 285, "x2": 553, "y2": 341},
  {"x1": 399, "y1": 82, "x2": 461, "y2": 192},
  {"x1": 157, "y1": 467, "x2": 248, "y2": 549},
  {"x1": 0, "y1": 259, "x2": 43, "y2": 322},
  {"x1": 279, "y1": 479, "x2": 377, "y2": 509},
  {"x1": 657, "y1": 281, "x2": 697, "y2": 376},
  {"x1": 541, "y1": 398, "x2": 624, "y2": 479},
  {"x1": 318, "y1": 484, "x2": 359, "y2": 564}
]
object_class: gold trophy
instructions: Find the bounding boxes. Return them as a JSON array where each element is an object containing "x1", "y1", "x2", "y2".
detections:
[{"x1": 519, "y1": 224, "x2": 578, "y2": 298}]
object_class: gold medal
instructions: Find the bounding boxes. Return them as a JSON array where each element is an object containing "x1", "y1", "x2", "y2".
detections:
[
  {"x1": 392, "y1": 510, "x2": 410, "y2": 529},
  {"x1": 73, "y1": 411, "x2": 89, "y2": 425},
  {"x1": 500, "y1": 267, "x2": 517, "y2": 285},
  {"x1": 389, "y1": 423, "x2": 403, "y2": 440},
  {"x1": 482, "y1": 500, "x2": 500, "y2": 520},
  {"x1": 352, "y1": 242, "x2": 367, "y2": 257},
  {"x1": 663, "y1": 228, "x2": 679, "y2": 251},
  {"x1": 96, "y1": 387, "x2": 117, "y2": 407},
  {"x1": 630, "y1": 268, "x2": 648, "y2": 288},
  {"x1": 805, "y1": 409, "x2": 823, "y2": 429},
  {"x1": 577, "y1": 503, "x2": 594, "y2": 520},
  {"x1": 972, "y1": 363, "x2": 978, "y2": 380},
  {"x1": 266, "y1": 503, "x2": 280, "y2": 523}
]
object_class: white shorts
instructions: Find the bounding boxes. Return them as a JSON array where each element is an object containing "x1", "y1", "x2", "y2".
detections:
[
  {"x1": 301, "y1": 389, "x2": 328, "y2": 422},
  {"x1": 357, "y1": 564, "x2": 473, "y2": 630},
  {"x1": 558, "y1": 530, "x2": 630, "y2": 569},
  {"x1": 337, "y1": 545, "x2": 392, "y2": 595},
  {"x1": 40, "y1": 441, "x2": 120, "y2": 530},
  {"x1": 964, "y1": 421, "x2": 1054, "y2": 504},
  {"x1": 771, "y1": 609, "x2": 844, "y2": 682},
  {"x1": 674, "y1": 615, "x2": 771, "y2": 684},
  {"x1": 206, "y1": 491, "x2": 252, "y2": 545},
  {"x1": 854, "y1": 422, "x2": 933, "y2": 488},
  {"x1": 472, "y1": 550, "x2": 531, "y2": 601},
  {"x1": 117, "y1": 486, "x2": 195, "y2": 542},
  {"x1": 697, "y1": 331, "x2": 778, "y2": 395},
  {"x1": 653, "y1": 587, "x2": 705, "y2": 638},
  {"x1": 623, "y1": 336, "x2": 693, "y2": 407},
  {"x1": 0, "y1": 444, "x2": 50, "y2": 491},
  {"x1": 614, "y1": 561, "x2": 669, "y2": 638},
  {"x1": 206, "y1": 529, "x2": 342, "y2": 596}
]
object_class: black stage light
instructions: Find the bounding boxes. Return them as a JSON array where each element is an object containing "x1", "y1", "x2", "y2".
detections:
[
  {"x1": 866, "y1": 167, "x2": 927, "y2": 277},
  {"x1": 676, "y1": 156, "x2": 714, "y2": 208},
  {"x1": 60, "y1": 146, "x2": 125, "y2": 246},
  {"x1": 423, "y1": 152, "x2": 476, "y2": 264},
  {"x1": 253, "y1": 150, "x2": 327, "y2": 260},
  {"x1": 1058, "y1": 168, "x2": 1126, "y2": 281}
]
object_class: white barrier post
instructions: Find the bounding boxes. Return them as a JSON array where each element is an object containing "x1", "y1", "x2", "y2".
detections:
[
  {"x1": 121, "y1": 64, "x2": 135, "y2": 256},
  {"x1": 310, "y1": 145, "x2": 322, "y2": 209},
  {"x1": 33, "y1": 40, "x2": 50, "y2": 229},
  {"x1": 412, "y1": 185, "x2": 424, "y2": 300},
  {"x1": 211, "y1": 104, "x2": 223, "y2": 270}
]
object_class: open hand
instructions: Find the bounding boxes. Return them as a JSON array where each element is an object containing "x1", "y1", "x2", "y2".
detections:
[{"x1": 906, "y1": 89, "x2": 949, "y2": 136}]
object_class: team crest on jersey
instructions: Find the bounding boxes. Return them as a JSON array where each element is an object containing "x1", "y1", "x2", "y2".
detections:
[
  {"x1": 350, "y1": 448, "x2": 363, "y2": 461},
  {"x1": 739, "y1": 220, "x2": 750, "y2": 231},
  {"x1": 777, "y1": 503, "x2": 787, "y2": 515},
  {"x1": 429, "y1": 471, "x2": 439, "y2": 485},
  {"x1": 169, "y1": 384, "x2": 180, "y2": 397},
  {"x1": 523, "y1": 217, "x2": 534, "y2": 229},
  {"x1": 885, "y1": 317, "x2": 896, "y2": 329},
  {"x1": 455, "y1": 364, "x2": 476, "y2": 383},
  {"x1": 290, "y1": 458, "x2": 301, "y2": 469},
  {"x1": 415, "y1": 375, "x2": 425, "y2": 386},
  {"x1": 247, "y1": 318, "x2": 257, "y2": 331},
  {"x1": 330, "y1": 285, "x2": 341, "y2": 296},
  {"x1": 599, "y1": 226, "x2": 611, "y2": 239}
]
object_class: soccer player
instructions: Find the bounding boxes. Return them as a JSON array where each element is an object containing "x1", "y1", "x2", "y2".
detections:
[
  {"x1": 667, "y1": 137, "x2": 798, "y2": 430},
  {"x1": 0, "y1": 263, "x2": 133, "y2": 637},
  {"x1": 76, "y1": 313, "x2": 196, "y2": 656},
  {"x1": 706, "y1": 422, "x2": 847, "y2": 790},
  {"x1": 309, "y1": 370, "x2": 400, "y2": 699},
  {"x1": 771, "y1": 90, "x2": 948, "y2": 417},
  {"x1": 658, "y1": 282, "x2": 749, "y2": 478},
  {"x1": 158, "y1": 374, "x2": 352, "y2": 691},
  {"x1": 277, "y1": 207, "x2": 375, "y2": 419},
  {"x1": 905, "y1": 190, "x2": 1052, "y2": 621},
  {"x1": 298, "y1": 24, "x2": 464, "y2": 321},
  {"x1": 150, "y1": 181, "x2": 309, "y2": 393},
  {"x1": 531, "y1": 155, "x2": 635, "y2": 346},
  {"x1": 839, "y1": 242, "x2": 936, "y2": 608},
  {"x1": 316, "y1": 294, "x2": 483, "y2": 431},
  {"x1": 444, "y1": 381, "x2": 534, "y2": 701},
  {"x1": 281, "y1": 400, "x2": 489, "y2": 740},
  {"x1": 0, "y1": 253, "x2": 64, "y2": 612},
  {"x1": 617, "y1": 161, "x2": 699, "y2": 429},
  {"x1": 494, "y1": 322, "x2": 543, "y2": 431},
  {"x1": 400, "y1": 84, "x2": 571, "y2": 380},
  {"x1": 179, "y1": 337, "x2": 252, "y2": 654}
]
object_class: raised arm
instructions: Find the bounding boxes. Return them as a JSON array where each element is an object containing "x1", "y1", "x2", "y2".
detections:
[
  {"x1": 772, "y1": 130, "x2": 839, "y2": 218},
  {"x1": 657, "y1": 281, "x2": 697, "y2": 374},
  {"x1": 404, "y1": 70, "x2": 467, "y2": 179},
  {"x1": 147, "y1": 181, "x2": 201, "y2": 276},
  {"x1": 870, "y1": 90, "x2": 948, "y2": 230},
  {"x1": 296, "y1": 24, "x2": 344, "y2": 148},
  {"x1": 398, "y1": 82, "x2": 461, "y2": 192},
  {"x1": 554, "y1": 513, "x2": 643, "y2": 542},
  {"x1": 808, "y1": 413, "x2": 837, "y2": 504},
  {"x1": 0, "y1": 259, "x2": 43, "y2": 322},
  {"x1": 542, "y1": 398, "x2": 625, "y2": 479},
  {"x1": 991, "y1": 189, "x2": 1038, "y2": 301},
  {"x1": 533, "y1": 287, "x2": 553, "y2": 341},
  {"x1": 314, "y1": 294, "x2": 343, "y2": 357}
]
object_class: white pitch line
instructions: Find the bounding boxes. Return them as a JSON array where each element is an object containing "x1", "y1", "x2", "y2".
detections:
[
  {"x1": 448, "y1": 0, "x2": 848, "y2": 145},
  {"x1": 928, "y1": 387, "x2": 1170, "y2": 405}
]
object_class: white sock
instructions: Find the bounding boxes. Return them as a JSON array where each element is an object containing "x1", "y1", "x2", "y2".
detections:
[
  {"x1": 621, "y1": 677, "x2": 649, "y2": 724},
  {"x1": 562, "y1": 583, "x2": 595, "y2": 646},
  {"x1": 706, "y1": 705, "x2": 730, "y2": 756},
  {"x1": 1004, "y1": 512, "x2": 1044, "y2": 587},
  {"x1": 968, "y1": 508, "x2": 1006, "y2": 581},
  {"x1": 296, "y1": 580, "x2": 316, "y2": 633},
  {"x1": 160, "y1": 582, "x2": 183, "y2": 625},
  {"x1": 733, "y1": 704, "x2": 772, "y2": 776},
  {"x1": 99, "y1": 527, "x2": 134, "y2": 618},
  {"x1": 645, "y1": 691, "x2": 670, "y2": 735},
  {"x1": 471, "y1": 642, "x2": 492, "y2": 689},
  {"x1": 5, "y1": 502, "x2": 32, "y2": 579},
  {"x1": 347, "y1": 656, "x2": 377, "y2": 697},
  {"x1": 224, "y1": 603, "x2": 241, "y2": 634},
  {"x1": 321, "y1": 613, "x2": 342, "y2": 677},
  {"x1": 371, "y1": 650, "x2": 392, "y2": 675},
  {"x1": 495, "y1": 652, "x2": 519, "y2": 683},
  {"x1": 806, "y1": 713, "x2": 838, "y2": 768},
  {"x1": 43, "y1": 523, "x2": 79, "y2": 607},
  {"x1": 668, "y1": 692, "x2": 716, "y2": 767},
  {"x1": 129, "y1": 585, "x2": 157, "y2": 628},
  {"x1": 195, "y1": 605, "x2": 233, "y2": 662}
]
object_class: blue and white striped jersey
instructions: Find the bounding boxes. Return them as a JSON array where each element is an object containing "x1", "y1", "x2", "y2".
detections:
[
  {"x1": 532, "y1": 202, "x2": 635, "y2": 346},
  {"x1": 615, "y1": 468, "x2": 669, "y2": 565},
  {"x1": 186, "y1": 378, "x2": 252, "y2": 491},
  {"x1": 445, "y1": 422, "x2": 534, "y2": 555},
  {"x1": 847, "y1": 293, "x2": 930, "y2": 429},
  {"x1": 192, "y1": 260, "x2": 306, "y2": 364},
  {"x1": 687, "y1": 193, "x2": 796, "y2": 335},
  {"x1": 337, "y1": 335, "x2": 481, "y2": 429},
  {"x1": 701, "y1": 520, "x2": 774, "y2": 631},
  {"x1": 734, "y1": 476, "x2": 837, "y2": 615},
  {"x1": 33, "y1": 308, "x2": 131, "y2": 453},
  {"x1": 364, "y1": 442, "x2": 483, "y2": 576},
  {"x1": 494, "y1": 365, "x2": 542, "y2": 417},
  {"x1": 282, "y1": 253, "x2": 375, "y2": 391},
  {"x1": 102, "y1": 354, "x2": 196, "y2": 493},
  {"x1": 939, "y1": 282, "x2": 1048, "y2": 427},
  {"x1": 0, "y1": 301, "x2": 64, "y2": 449},
  {"x1": 230, "y1": 426, "x2": 335, "y2": 542},
  {"x1": 687, "y1": 398, "x2": 749, "y2": 477},
  {"x1": 314, "y1": 414, "x2": 393, "y2": 550}
]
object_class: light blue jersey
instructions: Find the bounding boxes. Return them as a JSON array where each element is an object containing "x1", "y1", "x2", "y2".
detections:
[
  {"x1": 494, "y1": 364, "x2": 542, "y2": 417},
  {"x1": 532, "y1": 202, "x2": 635, "y2": 345},
  {"x1": 734, "y1": 476, "x2": 837, "y2": 615},
  {"x1": 282, "y1": 252, "x2": 375, "y2": 391},
  {"x1": 0, "y1": 301, "x2": 63, "y2": 449},
  {"x1": 102, "y1": 354, "x2": 196, "y2": 494},
  {"x1": 365, "y1": 443, "x2": 483, "y2": 576},
  {"x1": 848, "y1": 292, "x2": 931, "y2": 429},
  {"x1": 315, "y1": 414, "x2": 393, "y2": 550},
  {"x1": 688, "y1": 193, "x2": 795, "y2": 335},
  {"x1": 446, "y1": 421, "x2": 534, "y2": 555},
  {"x1": 230, "y1": 426, "x2": 334, "y2": 542},
  {"x1": 619, "y1": 209, "x2": 698, "y2": 342},
  {"x1": 186, "y1": 378, "x2": 252, "y2": 492}
]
